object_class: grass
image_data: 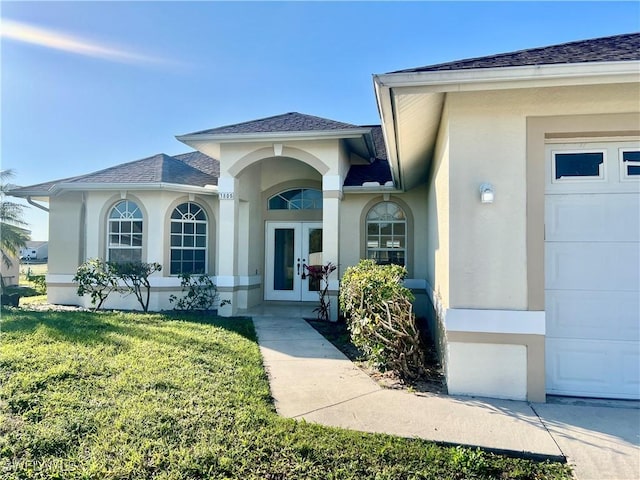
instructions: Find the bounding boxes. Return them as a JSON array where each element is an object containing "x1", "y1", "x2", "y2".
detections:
[
  {"x1": 0, "y1": 309, "x2": 573, "y2": 479},
  {"x1": 19, "y1": 263, "x2": 48, "y2": 279}
]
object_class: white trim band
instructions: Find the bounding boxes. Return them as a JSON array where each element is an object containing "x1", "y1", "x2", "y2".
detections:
[
  {"x1": 445, "y1": 308, "x2": 545, "y2": 335},
  {"x1": 215, "y1": 275, "x2": 262, "y2": 288}
]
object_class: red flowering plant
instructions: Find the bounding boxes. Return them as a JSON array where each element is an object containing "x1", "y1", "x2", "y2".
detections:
[{"x1": 303, "y1": 262, "x2": 337, "y2": 321}]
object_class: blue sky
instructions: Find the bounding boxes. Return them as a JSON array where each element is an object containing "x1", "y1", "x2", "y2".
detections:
[{"x1": 2, "y1": 1, "x2": 639, "y2": 240}]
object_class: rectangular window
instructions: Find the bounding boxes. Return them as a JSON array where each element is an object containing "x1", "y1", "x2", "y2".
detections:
[
  {"x1": 552, "y1": 151, "x2": 605, "y2": 182},
  {"x1": 620, "y1": 149, "x2": 640, "y2": 180}
]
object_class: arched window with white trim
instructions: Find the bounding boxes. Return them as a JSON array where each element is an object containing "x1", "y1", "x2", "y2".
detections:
[
  {"x1": 366, "y1": 201, "x2": 406, "y2": 266},
  {"x1": 108, "y1": 200, "x2": 143, "y2": 263},
  {"x1": 170, "y1": 202, "x2": 207, "y2": 274}
]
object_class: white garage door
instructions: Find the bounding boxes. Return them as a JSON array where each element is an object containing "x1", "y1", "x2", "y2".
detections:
[{"x1": 545, "y1": 141, "x2": 640, "y2": 399}]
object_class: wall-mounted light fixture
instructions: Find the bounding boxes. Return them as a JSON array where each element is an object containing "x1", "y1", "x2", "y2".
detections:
[{"x1": 479, "y1": 183, "x2": 494, "y2": 204}]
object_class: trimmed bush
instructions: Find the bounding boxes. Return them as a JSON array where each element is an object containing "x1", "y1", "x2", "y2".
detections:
[
  {"x1": 111, "y1": 261, "x2": 162, "y2": 312},
  {"x1": 339, "y1": 259, "x2": 425, "y2": 379},
  {"x1": 74, "y1": 259, "x2": 162, "y2": 312},
  {"x1": 169, "y1": 273, "x2": 227, "y2": 311},
  {"x1": 73, "y1": 258, "x2": 118, "y2": 311}
]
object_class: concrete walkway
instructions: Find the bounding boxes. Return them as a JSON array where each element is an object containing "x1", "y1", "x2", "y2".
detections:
[{"x1": 251, "y1": 312, "x2": 640, "y2": 480}]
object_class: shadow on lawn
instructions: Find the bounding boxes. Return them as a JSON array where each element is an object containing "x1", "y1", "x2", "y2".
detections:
[{"x1": 1, "y1": 307, "x2": 258, "y2": 349}]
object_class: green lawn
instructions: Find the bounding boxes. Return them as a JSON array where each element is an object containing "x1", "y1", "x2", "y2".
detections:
[{"x1": 0, "y1": 309, "x2": 572, "y2": 479}]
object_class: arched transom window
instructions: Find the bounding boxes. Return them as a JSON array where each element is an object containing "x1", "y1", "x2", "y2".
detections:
[
  {"x1": 170, "y1": 202, "x2": 207, "y2": 275},
  {"x1": 366, "y1": 201, "x2": 406, "y2": 266},
  {"x1": 108, "y1": 200, "x2": 143, "y2": 263},
  {"x1": 268, "y1": 188, "x2": 322, "y2": 210}
]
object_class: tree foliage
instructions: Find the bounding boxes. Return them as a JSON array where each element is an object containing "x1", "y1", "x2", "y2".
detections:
[
  {"x1": 73, "y1": 258, "x2": 119, "y2": 311},
  {"x1": 111, "y1": 261, "x2": 162, "y2": 312},
  {"x1": 74, "y1": 259, "x2": 162, "y2": 312},
  {"x1": 339, "y1": 259, "x2": 425, "y2": 379},
  {"x1": 0, "y1": 170, "x2": 30, "y2": 271},
  {"x1": 169, "y1": 273, "x2": 227, "y2": 311}
]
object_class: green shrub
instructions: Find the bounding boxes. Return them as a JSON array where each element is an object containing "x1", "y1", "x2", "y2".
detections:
[
  {"x1": 25, "y1": 270, "x2": 47, "y2": 294},
  {"x1": 169, "y1": 273, "x2": 227, "y2": 311},
  {"x1": 111, "y1": 261, "x2": 162, "y2": 312},
  {"x1": 339, "y1": 259, "x2": 425, "y2": 379},
  {"x1": 74, "y1": 259, "x2": 162, "y2": 312},
  {"x1": 73, "y1": 258, "x2": 118, "y2": 311}
]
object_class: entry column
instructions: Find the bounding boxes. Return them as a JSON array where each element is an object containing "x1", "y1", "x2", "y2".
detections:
[
  {"x1": 217, "y1": 176, "x2": 239, "y2": 316},
  {"x1": 322, "y1": 174, "x2": 342, "y2": 321}
]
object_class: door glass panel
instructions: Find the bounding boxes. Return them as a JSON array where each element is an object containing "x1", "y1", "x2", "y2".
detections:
[
  {"x1": 306, "y1": 228, "x2": 323, "y2": 292},
  {"x1": 274, "y1": 229, "x2": 294, "y2": 291}
]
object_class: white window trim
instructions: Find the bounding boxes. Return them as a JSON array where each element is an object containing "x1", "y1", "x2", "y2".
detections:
[
  {"x1": 107, "y1": 200, "x2": 143, "y2": 263},
  {"x1": 551, "y1": 149, "x2": 607, "y2": 184},
  {"x1": 365, "y1": 201, "x2": 407, "y2": 267},
  {"x1": 170, "y1": 202, "x2": 208, "y2": 275},
  {"x1": 619, "y1": 148, "x2": 640, "y2": 182}
]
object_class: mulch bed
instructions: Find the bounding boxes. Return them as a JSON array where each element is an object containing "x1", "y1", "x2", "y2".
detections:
[{"x1": 306, "y1": 318, "x2": 447, "y2": 395}]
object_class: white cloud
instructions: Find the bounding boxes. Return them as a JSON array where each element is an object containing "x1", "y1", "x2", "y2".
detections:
[{"x1": 1, "y1": 19, "x2": 175, "y2": 66}]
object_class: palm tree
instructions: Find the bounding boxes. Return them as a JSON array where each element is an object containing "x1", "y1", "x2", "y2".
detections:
[{"x1": 1, "y1": 169, "x2": 30, "y2": 271}]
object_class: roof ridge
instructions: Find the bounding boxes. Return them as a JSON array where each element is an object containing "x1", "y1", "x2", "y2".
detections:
[
  {"x1": 184, "y1": 112, "x2": 301, "y2": 136},
  {"x1": 181, "y1": 111, "x2": 364, "y2": 137}
]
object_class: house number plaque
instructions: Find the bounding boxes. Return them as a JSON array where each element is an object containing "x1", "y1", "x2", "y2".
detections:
[{"x1": 219, "y1": 192, "x2": 234, "y2": 200}]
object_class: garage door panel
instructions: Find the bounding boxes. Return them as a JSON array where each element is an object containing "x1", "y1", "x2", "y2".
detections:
[
  {"x1": 546, "y1": 338, "x2": 640, "y2": 399},
  {"x1": 545, "y1": 141, "x2": 639, "y2": 400},
  {"x1": 546, "y1": 290, "x2": 640, "y2": 341},
  {"x1": 546, "y1": 242, "x2": 639, "y2": 291},
  {"x1": 546, "y1": 193, "x2": 640, "y2": 242},
  {"x1": 622, "y1": 351, "x2": 640, "y2": 391}
]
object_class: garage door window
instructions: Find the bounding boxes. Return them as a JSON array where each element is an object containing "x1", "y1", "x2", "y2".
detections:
[
  {"x1": 552, "y1": 151, "x2": 605, "y2": 182},
  {"x1": 620, "y1": 150, "x2": 640, "y2": 180}
]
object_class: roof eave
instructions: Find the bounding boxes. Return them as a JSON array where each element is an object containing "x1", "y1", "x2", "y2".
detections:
[
  {"x1": 176, "y1": 128, "x2": 373, "y2": 144},
  {"x1": 343, "y1": 185, "x2": 402, "y2": 194},
  {"x1": 49, "y1": 182, "x2": 218, "y2": 196},
  {"x1": 374, "y1": 60, "x2": 640, "y2": 192},
  {"x1": 374, "y1": 60, "x2": 640, "y2": 92},
  {"x1": 374, "y1": 76, "x2": 403, "y2": 190},
  {"x1": 7, "y1": 187, "x2": 56, "y2": 198}
]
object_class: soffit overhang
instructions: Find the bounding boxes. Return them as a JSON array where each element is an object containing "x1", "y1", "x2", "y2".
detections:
[
  {"x1": 176, "y1": 129, "x2": 377, "y2": 165},
  {"x1": 374, "y1": 60, "x2": 640, "y2": 191}
]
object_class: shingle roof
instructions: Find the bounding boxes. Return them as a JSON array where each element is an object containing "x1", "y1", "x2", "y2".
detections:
[
  {"x1": 184, "y1": 112, "x2": 363, "y2": 136},
  {"x1": 172, "y1": 151, "x2": 220, "y2": 178},
  {"x1": 392, "y1": 32, "x2": 640, "y2": 73},
  {"x1": 9, "y1": 151, "x2": 219, "y2": 195}
]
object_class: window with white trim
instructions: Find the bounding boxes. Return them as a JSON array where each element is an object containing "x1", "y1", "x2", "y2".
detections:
[
  {"x1": 108, "y1": 200, "x2": 143, "y2": 263},
  {"x1": 170, "y1": 202, "x2": 207, "y2": 275},
  {"x1": 268, "y1": 188, "x2": 322, "y2": 210},
  {"x1": 620, "y1": 149, "x2": 640, "y2": 180},
  {"x1": 366, "y1": 201, "x2": 406, "y2": 266}
]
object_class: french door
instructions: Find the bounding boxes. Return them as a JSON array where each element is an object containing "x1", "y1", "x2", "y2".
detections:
[{"x1": 265, "y1": 222, "x2": 323, "y2": 301}]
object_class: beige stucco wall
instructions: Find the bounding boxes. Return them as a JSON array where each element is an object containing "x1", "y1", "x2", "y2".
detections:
[
  {"x1": 83, "y1": 190, "x2": 218, "y2": 276},
  {"x1": 420, "y1": 81, "x2": 639, "y2": 401},
  {"x1": 340, "y1": 188, "x2": 428, "y2": 279},
  {"x1": 426, "y1": 103, "x2": 451, "y2": 310},
  {"x1": 339, "y1": 186, "x2": 429, "y2": 317},
  {"x1": 48, "y1": 192, "x2": 84, "y2": 275},
  {"x1": 47, "y1": 189, "x2": 219, "y2": 309},
  {"x1": 444, "y1": 82, "x2": 639, "y2": 310}
]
